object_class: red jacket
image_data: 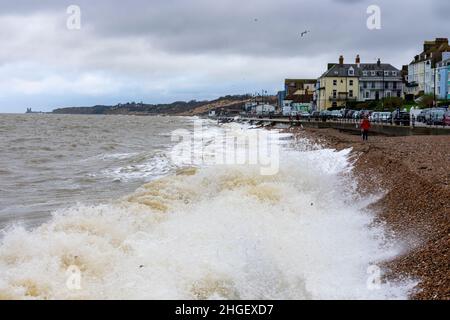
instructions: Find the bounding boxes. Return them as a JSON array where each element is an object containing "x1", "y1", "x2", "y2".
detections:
[{"x1": 360, "y1": 119, "x2": 371, "y2": 130}]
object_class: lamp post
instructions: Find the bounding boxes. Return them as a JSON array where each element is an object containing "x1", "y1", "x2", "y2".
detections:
[
  {"x1": 434, "y1": 67, "x2": 437, "y2": 105},
  {"x1": 382, "y1": 68, "x2": 385, "y2": 110}
]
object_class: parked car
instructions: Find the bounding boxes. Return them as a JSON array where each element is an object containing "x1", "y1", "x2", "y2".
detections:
[
  {"x1": 416, "y1": 109, "x2": 429, "y2": 123},
  {"x1": 330, "y1": 110, "x2": 343, "y2": 119},
  {"x1": 282, "y1": 106, "x2": 292, "y2": 116},
  {"x1": 320, "y1": 110, "x2": 332, "y2": 120},
  {"x1": 425, "y1": 108, "x2": 446, "y2": 125},
  {"x1": 379, "y1": 112, "x2": 392, "y2": 123},
  {"x1": 353, "y1": 111, "x2": 361, "y2": 119},
  {"x1": 359, "y1": 110, "x2": 372, "y2": 118},
  {"x1": 393, "y1": 111, "x2": 410, "y2": 126},
  {"x1": 311, "y1": 111, "x2": 321, "y2": 120},
  {"x1": 444, "y1": 111, "x2": 450, "y2": 126},
  {"x1": 370, "y1": 112, "x2": 379, "y2": 122},
  {"x1": 345, "y1": 110, "x2": 356, "y2": 119}
]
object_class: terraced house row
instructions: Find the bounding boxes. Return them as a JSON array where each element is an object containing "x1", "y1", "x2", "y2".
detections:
[
  {"x1": 405, "y1": 38, "x2": 450, "y2": 99},
  {"x1": 277, "y1": 38, "x2": 449, "y2": 111}
]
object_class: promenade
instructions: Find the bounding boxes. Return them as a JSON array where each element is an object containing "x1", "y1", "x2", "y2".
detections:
[{"x1": 216, "y1": 116, "x2": 450, "y2": 136}]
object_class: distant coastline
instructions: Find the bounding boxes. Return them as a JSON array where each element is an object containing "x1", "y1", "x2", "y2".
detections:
[{"x1": 50, "y1": 95, "x2": 270, "y2": 116}]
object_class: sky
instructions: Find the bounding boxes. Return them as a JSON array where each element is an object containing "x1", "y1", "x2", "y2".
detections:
[{"x1": 0, "y1": 0, "x2": 448, "y2": 113}]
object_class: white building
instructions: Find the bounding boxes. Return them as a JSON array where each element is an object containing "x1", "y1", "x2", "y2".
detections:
[{"x1": 406, "y1": 38, "x2": 450, "y2": 97}]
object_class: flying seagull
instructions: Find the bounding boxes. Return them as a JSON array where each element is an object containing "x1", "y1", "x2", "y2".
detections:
[{"x1": 300, "y1": 30, "x2": 310, "y2": 37}]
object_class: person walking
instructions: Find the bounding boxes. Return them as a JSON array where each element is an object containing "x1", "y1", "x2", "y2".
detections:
[{"x1": 360, "y1": 115, "x2": 371, "y2": 141}]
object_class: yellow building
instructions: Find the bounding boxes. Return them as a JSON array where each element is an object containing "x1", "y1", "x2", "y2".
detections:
[{"x1": 316, "y1": 55, "x2": 360, "y2": 110}]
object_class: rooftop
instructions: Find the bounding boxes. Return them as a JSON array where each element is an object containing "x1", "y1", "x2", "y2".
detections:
[{"x1": 320, "y1": 62, "x2": 400, "y2": 78}]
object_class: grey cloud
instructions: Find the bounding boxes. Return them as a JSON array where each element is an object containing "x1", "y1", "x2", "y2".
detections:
[
  {"x1": 0, "y1": 0, "x2": 447, "y2": 112},
  {"x1": 0, "y1": 0, "x2": 446, "y2": 59}
]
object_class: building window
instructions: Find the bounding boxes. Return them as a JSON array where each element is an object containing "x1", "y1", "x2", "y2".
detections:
[
  {"x1": 384, "y1": 71, "x2": 390, "y2": 76},
  {"x1": 333, "y1": 90, "x2": 337, "y2": 98},
  {"x1": 365, "y1": 91, "x2": 370, "y2": 99},
  {"x1": 371, "y1": 82, "x2": 375, "y2": 89},
  {"x1": 349, "y1": 80, "x2": 354, "y2": 86},
  {"x1": 363, "y1": 82, "x2": 367, "y2": 89},
  {"x1": 349, "y1": 90, "x2": 353, "y2": 98},
  {"x1": 333, "y1": 80, "x2": 337, "y2": 86},
  {"x1": 348, "y1": 69, "x2": 354, "y2": 76},
  {"x1": 363, "y1": 71, "x2": 368, "y2": 76},
  {"x1": 386, "y1": 91, "x2": 391, "y2": 98},
  {"x1": 385, "y1": 82, "x2": 389, "y2": 89},
  {"x1": 371, "y1": 71, "x2": 376, "y2": 76},
  {"x1": 393, "y1": 82, "x2": 397, "y2": 89},
  {"x1": 392, "y1": 71, "x2": 397, "y2": 76}
]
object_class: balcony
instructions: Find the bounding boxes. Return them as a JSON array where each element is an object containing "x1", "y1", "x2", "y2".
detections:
[
  {"x1": 405, "y1": 81, "x2": 419, "y2": 88},
  {"x1": 329, "y1": 94, "x2": 357, "y2": 102}
]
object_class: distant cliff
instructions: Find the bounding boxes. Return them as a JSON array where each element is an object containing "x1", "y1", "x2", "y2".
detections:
[
  {"x1": 52, "y1": 105, "x2": 112, "y2": 115},
  {"x1": 51, "y1": 95, "x2": 264, "y2": 116}
]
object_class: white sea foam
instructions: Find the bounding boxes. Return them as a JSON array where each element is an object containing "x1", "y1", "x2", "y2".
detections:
[
  {"x1": 99, "y1": 153, "x2": 175, "y2": 182},
  {"x1": 0, "y1": 123, "x2": 415, "y2": 300}
]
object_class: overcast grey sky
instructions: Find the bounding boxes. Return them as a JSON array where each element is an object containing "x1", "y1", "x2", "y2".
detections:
[{"x1": 0, "y1": 0, "x2": 448, "y2": 112}]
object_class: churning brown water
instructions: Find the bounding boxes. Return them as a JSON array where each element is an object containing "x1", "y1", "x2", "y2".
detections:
[
  {"x1": 0, "y1": 114, "x2": 414, "y2": 299},
  {"x1": 0, "y1": 114, "x2": 192, "y2": 229}
]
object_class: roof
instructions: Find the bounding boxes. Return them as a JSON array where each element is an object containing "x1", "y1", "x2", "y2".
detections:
[
  {"x1": 284, "y1": 79, "x2": 316, "y2": 84},
  {"x1": 320, "y1": 63, "x2": 400, "y2": 78},
  {"x1": 285, "y1": 93, "x2": 314, "y2": 103},
  {"x1": 409, "y1": 39, "x2": 450, "y2": 66},
  {"x1": 285, "y1": 79, "x2": 316, "y2": 96}
]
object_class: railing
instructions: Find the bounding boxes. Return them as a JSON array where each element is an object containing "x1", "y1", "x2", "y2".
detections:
[{"x1": 219, "y1": 114, "x2": 450, "y2": 129}]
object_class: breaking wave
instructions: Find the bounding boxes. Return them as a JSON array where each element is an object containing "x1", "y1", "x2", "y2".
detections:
[{"x1": 0, "y1": 123, "x2": 414, "y2": 299}]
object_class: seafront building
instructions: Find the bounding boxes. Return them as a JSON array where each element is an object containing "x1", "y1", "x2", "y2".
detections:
[
  {"x1": 316, "y1": 55, "x2": 360, "y2": 110},
  {"x1": 275, "y1": 37, "x2": 449, "y2": 113},
  {"x1": 315, "y1": 55, "x2": 402, "y2": 110},
  {"x1": 435, "y1": 54, "x2": 450, "y2": 100},
  {"x1": 282, "y1": 79, "x2": 316, "y2": 112},
  {"x1": 406, "y1": 38, "x2": 450, "y2": 97},
  {"x1": 358, "y1": 58, "x2": 403, "y2": 101}
]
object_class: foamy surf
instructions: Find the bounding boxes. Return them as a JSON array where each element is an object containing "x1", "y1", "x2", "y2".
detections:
[{"x1": 0, "y1": 122, "x2": 415, "y2": 300}]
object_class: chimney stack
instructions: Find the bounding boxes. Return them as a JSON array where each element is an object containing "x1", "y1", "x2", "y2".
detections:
[
  {"x1": 435, "y1": 38, "x2": 448, "y2": 45},
  {"x1": 355, "y1": 54, "x2": 360, "y2": 66},
  {"x1": 377, "y1": 58, "x2": 381, "y2": 67},
  {"x1": 339, "y1": 55, "x2": 344, "y2": 65}
]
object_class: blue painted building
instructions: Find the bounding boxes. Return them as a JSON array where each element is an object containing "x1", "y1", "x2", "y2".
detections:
[
  {"x1": 436, "y1": 52, "x2": 450, "y2": 100},
  {"x1": 277, "y1": 90, "x2": 286, "y2": 110}
]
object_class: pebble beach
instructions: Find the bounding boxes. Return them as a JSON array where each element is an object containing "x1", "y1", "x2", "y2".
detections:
[{"x1": 291, "y1": 127, "x2": 450, "y2": 300}]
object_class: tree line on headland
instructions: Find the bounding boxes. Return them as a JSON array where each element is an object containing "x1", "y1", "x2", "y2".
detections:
[{"x1": 51, "y1": 95, "x2": 266, "y2": 116}]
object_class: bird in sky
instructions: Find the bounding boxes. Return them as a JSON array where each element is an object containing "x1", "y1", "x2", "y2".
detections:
[{"x1": 300, "y1": 30, "x2": 310, "y2": 37}]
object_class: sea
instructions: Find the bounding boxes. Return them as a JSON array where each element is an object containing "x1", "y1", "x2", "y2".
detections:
[{"x1": 0, "y1": 114, "x2": 414, "y2": 299}]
